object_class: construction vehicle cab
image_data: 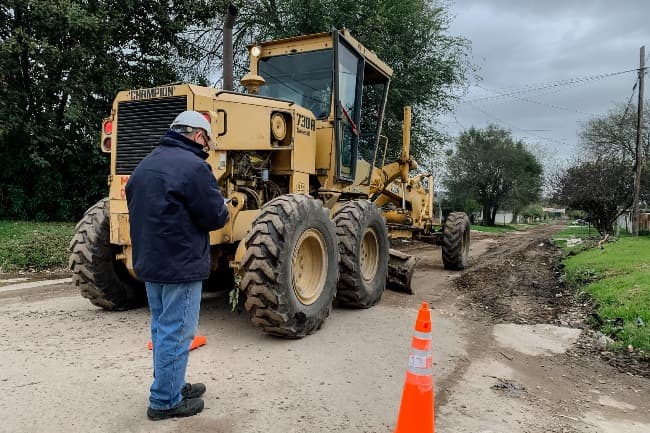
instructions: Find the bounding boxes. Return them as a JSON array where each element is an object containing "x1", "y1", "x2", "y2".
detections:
[
  {"x1": 69, "y1": 29, "x2": 470, "y2": 338},
  {"x1": 246, "y1": 30, "x2": 391, "y2": 190}
]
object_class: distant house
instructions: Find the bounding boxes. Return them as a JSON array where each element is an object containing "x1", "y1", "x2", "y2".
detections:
[
  {"x1": 473, "y1": 210, "x2": 518, "y2": 224},
  {"x1": 617, "y1": 211, "x2": 650, "y2": 233},
  {"x1": 494, "y1": 210, "x2": 516, "y2": 224},
  {"x1": 491, "y1": 207, "x2": 565, "y2": 225},
  {"x1": 543, "y1": 207, "x2": 566, "y2": 217}
]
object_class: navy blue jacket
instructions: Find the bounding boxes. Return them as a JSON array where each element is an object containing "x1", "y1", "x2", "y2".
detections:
[{"x1": 126, "y1": 131, "x2": 229, "y2": 283}]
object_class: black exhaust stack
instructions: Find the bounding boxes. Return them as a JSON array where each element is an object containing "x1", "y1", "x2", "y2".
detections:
[{"x1": 223, "y1": 3, "x2": 238, "y2": 91}]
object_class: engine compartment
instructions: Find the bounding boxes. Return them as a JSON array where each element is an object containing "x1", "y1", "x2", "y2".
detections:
[{"x1": 226, "y1": 151, "x2": 288, "y2": 210}]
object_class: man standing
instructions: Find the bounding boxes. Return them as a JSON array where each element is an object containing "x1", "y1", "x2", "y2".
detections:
[{"x1": 126, "y1": 111, "x2": 229, "y2": 420}]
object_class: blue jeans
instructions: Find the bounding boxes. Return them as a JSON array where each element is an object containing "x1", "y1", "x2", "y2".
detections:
[{"x1": 145, "y1": 281, "x2": 202, "y2": 410}]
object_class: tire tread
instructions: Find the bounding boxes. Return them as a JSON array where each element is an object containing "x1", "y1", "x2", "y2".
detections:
[
  {"x1": 240, "y1": 194, "x2": 338, "y2": 338},
  {"x1": 69, "y1": 198, "x2": 145, "y2": 310}
]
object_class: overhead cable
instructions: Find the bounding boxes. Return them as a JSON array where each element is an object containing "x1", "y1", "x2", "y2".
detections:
[{"x1": 461, "y1": 69, "x2": 637, "y2": 104}]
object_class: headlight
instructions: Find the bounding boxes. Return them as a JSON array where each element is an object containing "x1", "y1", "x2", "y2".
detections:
[{"x1": 271, "y1": 113, "x2": 287, "y2": 141}]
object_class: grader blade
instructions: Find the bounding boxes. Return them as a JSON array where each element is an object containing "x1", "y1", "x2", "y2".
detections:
[{"x1": 386, "y1": 249, "x2": 419, "y2": 294}]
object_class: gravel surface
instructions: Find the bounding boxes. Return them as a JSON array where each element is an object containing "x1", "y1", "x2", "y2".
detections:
[{"x1": 0, "y1": 224, "x2": 648, "y2": 432}]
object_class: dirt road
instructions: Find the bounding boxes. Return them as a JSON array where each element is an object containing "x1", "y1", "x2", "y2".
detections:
[{"x1": 0, "y1": 225, "x2": 648, "y2": 432}]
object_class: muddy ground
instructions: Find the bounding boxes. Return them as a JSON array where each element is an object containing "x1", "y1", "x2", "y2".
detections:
[{"x1": 0, "y1": 224, "x2": 648, "y2": 432}]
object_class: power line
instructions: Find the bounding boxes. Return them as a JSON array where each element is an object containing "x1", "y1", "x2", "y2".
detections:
[
  {"x1": 453, "y1": 70, "x2": 641, "y2": 148},
  {"x1": 464, "y1": 101, "x2": 572, "y2": 148},
  {"x1": 461, "y1": 69, "x2": 637, "y2": 104},
  {"x1": 472, "y1": 84, "x2": 597, "y2": 116},
  {"x1": 621, "y1": 78, "x2": 639, "y2": 122}
]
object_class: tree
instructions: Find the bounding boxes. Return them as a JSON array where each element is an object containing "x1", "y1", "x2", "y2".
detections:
[
  {"x1": 0, "y1": 0, "x2": 221, "y2": 220},
  {"x1": 1, "y1": 1, "x2": 471, "y2": 220},
  {"x1": 504, "y1": 147, "x2": 545, "y2": 223},
  {"x1": 440, "y1": 196, "x2": 481, "y2": 223},
  {"x1": 185, "y1": 0, "x2": 472, "y2": 172},
  {"x1": 571, "y1": 99, "x2": 650, "y2": 235},
  {"x1": 445, "y1": 125, "x2": 543, "y2": 226},
  {"x1": 579, "y1": 100, "x2": 649, "y2": 162},
  {"x1": 521, "y1": 203, "x2": 544, "y2": 223},
  {"x1": 552, "y1": 160, "x2": 637, "y2": 235}
]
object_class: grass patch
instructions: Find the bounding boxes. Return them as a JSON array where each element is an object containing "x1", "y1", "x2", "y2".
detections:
[
  {"x1": 552, "y1": 224, "x2": 602, "y2": 252},
  {"x1": 554, "y1": 224, "x2": 597, "y2": 239},
  {"x1": 471, "y1": 224, "x2": 520, "y2": 233},
  {"x1": 564, "y1": 236, "x2": 650, "y2": 352},
  {"x1": 0, "y1": 221, "x2": 75, "y2": 272}
]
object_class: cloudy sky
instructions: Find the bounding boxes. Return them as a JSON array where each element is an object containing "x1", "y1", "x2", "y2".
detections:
[{"x1": 440, "y1": 0, "x2": 649, "y2": 165}]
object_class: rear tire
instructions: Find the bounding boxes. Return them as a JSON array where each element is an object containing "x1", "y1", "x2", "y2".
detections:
[
  {"x1": 240, "y1": 194, "x2": 338, "y2": 338},
  {"x1": 69, "y1": 198, "x2": 146, "y2": 310},
  {"x1": 442, "y1": 212, "x2": 471, "y2": 270},
  {"x1": 333, "y1": 200, "x2": 389, "y2": 307}
]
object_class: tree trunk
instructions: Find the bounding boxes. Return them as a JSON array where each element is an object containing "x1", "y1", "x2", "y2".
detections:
[
  {"x1": 482, "y1": 203, "x2": 491, "y2": 225},
  {"x1": 511, "y1": 210, "x2": 519, "y2": 224},
  {"x1": 490, "y1": 206, "x2": 498, "y2": 226}
]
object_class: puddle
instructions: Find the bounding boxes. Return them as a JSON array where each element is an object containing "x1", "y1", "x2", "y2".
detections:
[{"x1": 493, "y1": 324, "x2": 581, "y2": 356}]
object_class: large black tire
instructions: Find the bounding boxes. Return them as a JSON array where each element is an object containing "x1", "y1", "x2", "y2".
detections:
[
  {"x1": 69, "y1": 198, "x2": 146, "y2": 310},
  {"x1": 442, "y1": 212, "x2": 471, "y2": 270},
  {"x1": 333, "y1": 200, "x2": 389, "y2": 307},
  {"x1": 240, "y1": 194, "x2": 338, "y2": 338}
]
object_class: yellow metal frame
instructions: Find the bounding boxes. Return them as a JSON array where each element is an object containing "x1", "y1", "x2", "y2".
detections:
[
  {"x1": 104, "y1": 30, "x2": 433, "y2": 276},
  {"x1": 247, "y1": 29, "x2": 394, "y2": 196}
]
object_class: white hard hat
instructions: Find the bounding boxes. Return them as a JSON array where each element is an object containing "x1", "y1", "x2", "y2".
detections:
[{"x1": 170, "y1": 110, "x2": 215, "y2": 148}]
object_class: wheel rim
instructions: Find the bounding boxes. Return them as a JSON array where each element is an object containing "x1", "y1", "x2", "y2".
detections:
[
  {"x1": 292, "y1": 228, "x2": 328, "y2": 305},
  {"x1": 360, "y1": 227, "x2": 379, "y2": 282}
]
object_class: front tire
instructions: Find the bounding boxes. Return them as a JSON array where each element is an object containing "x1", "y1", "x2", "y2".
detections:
[
  {"x1": 333, "y1": 200, "x2": 389, "y2": 307},
  {"x1": 240, "y1": 194, "x2": 339, "y2": 338},
  {"x1": 442, "y1": 212, "x2": 471, "y2": 270},
  {"x1": 69, "y1": 198, "x2": 146, "y2": 310}
]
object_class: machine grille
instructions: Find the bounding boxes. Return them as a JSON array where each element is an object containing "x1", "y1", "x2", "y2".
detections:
[{"x1": 116, "y1": 96, "x2": 187, "y2": 174}]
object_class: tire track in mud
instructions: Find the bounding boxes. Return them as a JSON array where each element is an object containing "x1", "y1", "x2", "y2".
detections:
[
  {"x1": 432, "y1": 224, "x2": 569, "y2": 410},
  {"x1": 455, "y1": 225, "x2": 647, "y2": 377},
  {"x1": 454, "y1": 225, "x2": 570, "y2": 325}
]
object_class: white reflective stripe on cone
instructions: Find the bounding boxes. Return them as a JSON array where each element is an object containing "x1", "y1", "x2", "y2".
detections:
[
  {"x1": 408, "y1": 348, "x2": 433, "y2": 375},
  {"x1": 407, "y1": 365, "x2": 434, "y2": 376}
]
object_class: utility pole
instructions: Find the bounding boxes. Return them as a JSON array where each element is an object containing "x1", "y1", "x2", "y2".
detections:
[{"x1": 632, "y1": 45, "x2": 645, "y2": 236}]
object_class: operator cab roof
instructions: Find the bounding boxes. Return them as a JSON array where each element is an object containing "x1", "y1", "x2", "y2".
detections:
[{"x1": 249, "y1": 29, "x2": 393, "y2": 83}]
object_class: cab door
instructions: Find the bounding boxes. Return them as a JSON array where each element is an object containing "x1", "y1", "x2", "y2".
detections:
[{"x1": 334, "y1": 32, "x2": 364, "y2": 183}]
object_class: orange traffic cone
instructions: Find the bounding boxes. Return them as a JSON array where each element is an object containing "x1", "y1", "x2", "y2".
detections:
[
  {"x1": 189, "y1": 335, "x2": 207, "y2": 351},
  {"x1": 147, "y1": 335, "x2": 207, "y2": 351},
  {"x1": 394, "y1": 302, "x2": 435, "y2": 433}
]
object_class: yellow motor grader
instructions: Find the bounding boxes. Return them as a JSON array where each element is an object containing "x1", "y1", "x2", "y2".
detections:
[{"x1": 69, "y1": 28, "x2": 470, "y2": 337}]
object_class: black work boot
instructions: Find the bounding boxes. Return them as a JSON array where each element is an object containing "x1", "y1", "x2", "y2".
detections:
[
  {"x1": 147, "y1": 398, "x2": 204, "y2": 421},
  {"x1": 181, "y1": 383, "x2": 206, "y2": 399}
]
